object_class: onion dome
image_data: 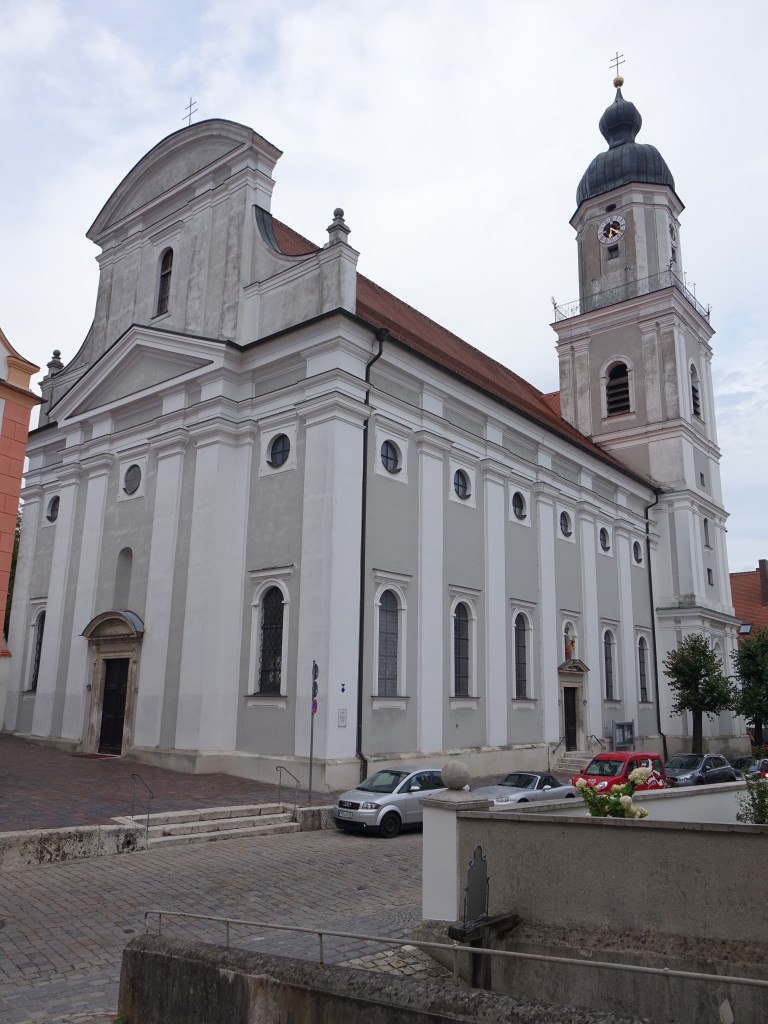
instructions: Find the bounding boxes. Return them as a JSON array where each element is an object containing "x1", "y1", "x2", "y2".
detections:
[{"x1": 576, "y1": 83, "x2": 674, "y2": 206}]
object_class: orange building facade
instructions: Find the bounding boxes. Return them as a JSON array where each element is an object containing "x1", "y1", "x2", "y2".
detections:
[{"x1": 0, "y1": 328, "x2": 40, "y2": 651}]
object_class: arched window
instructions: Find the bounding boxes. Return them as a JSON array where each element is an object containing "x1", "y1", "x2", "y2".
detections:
[
  {"x1": 514, "y1": 613, "x2": 528, "y2": 699},
  {"x1": 156, "y1": 249, "x2": 173, "y2": 316},
  {"x1": 453, "y1": 602, "x2": 470, "y2": 696},
  {"x1": 703, "y1": 517, "x2": 711, "y2": 548},
  {"x1": 690, "y1": 364, "x2": 701, "y2": 417},
  {"x1": 258, "y1": 587, "x2": 284, "y2": 694},
  {"x1": 638, "y1": 636, "x2": 649, "y2": 702},
  {"x1": 604, "y1": 629, "x2": 616, "y2": 700},
  {"x1": 28, "y1": 610, "x2": 46, "y2": 692},
  {"x1": 606, "y1": 362, "x2": 630, "y2": 416},
  {"x1": 377, "y1": 590, "x2": 399, "y2": 697}
]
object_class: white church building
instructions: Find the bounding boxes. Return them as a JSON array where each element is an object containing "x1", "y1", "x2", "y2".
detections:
[{"x1": 4, "y1": 79, "x2": 743, "y2": 789}]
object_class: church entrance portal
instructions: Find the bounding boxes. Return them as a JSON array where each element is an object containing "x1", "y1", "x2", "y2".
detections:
[
  {"x1": 98, "y1": 658, "x2": 129, "y2": 754},
  {"x1": 563, "y1": 687, "x2": 578, "y2": 750}
]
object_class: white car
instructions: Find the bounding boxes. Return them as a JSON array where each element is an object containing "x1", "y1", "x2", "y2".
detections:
[
  {"x1": 334, "y1": 766, "x2": 446, "y2": 837},
  {"x1": 473, "y1": 771, "x2": 578, "y2": 806}
]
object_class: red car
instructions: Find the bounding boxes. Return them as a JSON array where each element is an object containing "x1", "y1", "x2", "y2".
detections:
[{"x1": 571, "y1": 751, "x2": 666, "y2": 792}]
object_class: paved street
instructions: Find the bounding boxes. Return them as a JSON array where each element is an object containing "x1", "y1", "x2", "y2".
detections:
[{"x1": 0, "y1": 736, "x2": 442, "y2": 1023}]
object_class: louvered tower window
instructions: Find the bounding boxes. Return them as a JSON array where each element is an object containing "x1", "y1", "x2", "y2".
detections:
[
  {"x1": 690, "y1": 365, "x2": 701, "y2": 417},
  {"x1": 606, "y1": 363, "x2": 630, "y2": 416}
]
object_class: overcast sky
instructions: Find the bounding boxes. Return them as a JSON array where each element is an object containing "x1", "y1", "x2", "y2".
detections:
[{"x1": 1, "y1": 0, "x2": 765, "y2": 571}]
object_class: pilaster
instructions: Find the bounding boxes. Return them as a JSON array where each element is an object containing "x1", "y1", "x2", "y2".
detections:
[{"x1": 481, "y1": 459, "x2": 507, "y2": 747}]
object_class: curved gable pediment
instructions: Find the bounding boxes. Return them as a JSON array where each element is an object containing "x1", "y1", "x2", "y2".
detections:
[{"x1": 88, "y1": 119, "x2": 282, "y2": 243}]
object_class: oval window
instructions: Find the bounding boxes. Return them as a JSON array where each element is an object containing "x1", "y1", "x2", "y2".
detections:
[
  {"x1": 46, "y1": 495, "x2": 60, "y2": 522},
  {"x1": 380, "y1": 440, "x2": 400, "y2": 473},
  {"x1": 599, "y1": 527, "x2": 611, "y2": 551},
  {"x1": 559, "y1": 511, "x2": 572, "y2": 537},
  {"x1": 123, "y1": 464, "x2": 142, "y2": 495},
  {"x1": 453, "y1": 469, "x2": 470, "y2": 500},
  {"x1": 633, "y1": 540, "x2": 643, "y2": 564},
  {"x1": 268, "y1": 434, "x2": 291, "y2": 468},
  {"x1": 512, "y1": 491, "x2": 527, "y2": 520}
]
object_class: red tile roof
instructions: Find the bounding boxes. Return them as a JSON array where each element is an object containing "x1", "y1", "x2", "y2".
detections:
[
  {"x1": 270, "y1": 218, "x2": 641, "y2": 476},
  {"x1": 731, "y1": 561, "x2": 768, "y2": 632}
]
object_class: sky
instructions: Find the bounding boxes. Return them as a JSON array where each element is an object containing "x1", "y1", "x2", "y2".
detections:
[{"x1": 0, "y1": 0, "x2": 766, "y2": 572}]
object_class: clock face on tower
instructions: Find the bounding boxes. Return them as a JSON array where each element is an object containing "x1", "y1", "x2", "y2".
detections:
[{"x1": 597, "y1": 213, "x2": 626, "y2": 244}]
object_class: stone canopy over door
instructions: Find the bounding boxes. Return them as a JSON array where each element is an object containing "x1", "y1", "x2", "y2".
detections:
[{"x1": 82, "y1": 611, "x2": 144, "y2": 756}]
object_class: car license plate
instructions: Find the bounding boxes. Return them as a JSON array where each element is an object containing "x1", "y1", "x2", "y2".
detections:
[{"x1": 337, "y1": 809, "x2": 353, "y2": 819}]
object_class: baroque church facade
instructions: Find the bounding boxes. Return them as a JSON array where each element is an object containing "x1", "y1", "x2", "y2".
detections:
[{"x1": 4, "y1": 81, "x2": 743, "y2": 788}]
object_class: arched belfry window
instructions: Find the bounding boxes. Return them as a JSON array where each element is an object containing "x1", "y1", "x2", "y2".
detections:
[
  {"x1": 156, "y1": 249, "x2": 173, "y2": 316},
  {"x1": 258, "y1": 587, "x2": 284, "y2": 694},
  {"x1": 690, "y1": 364, "x2": 701, "y2": 417},
  {"x1": 605, "y1": 362, "x2": 630, "y2": 416},
  {"x1": 377, "y1": 589, "x2": 399, "y2": 697}
]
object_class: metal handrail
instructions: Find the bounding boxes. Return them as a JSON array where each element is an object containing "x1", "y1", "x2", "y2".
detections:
[
  {"x1": 130, "y1": 773, "x2": 154, "y2": 833},
  {"x1": 553, "y1": 269, "x2": 711, "y2": 323},
  {"x1": 142, "y1": 909, "x2": 768, "y2": 992},
  {"x1": 547, "y1": 737, "x2": 565, "y2": 769},
  {"x1": 588, "y1": 734, "x2": 607, "y2": 750},
  {"x1": 275, "y1": 765, "x2": 300, "y2": 811}
]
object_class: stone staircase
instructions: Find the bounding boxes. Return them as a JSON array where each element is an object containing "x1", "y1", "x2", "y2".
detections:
[
  {"x1": 120, "y1": 803, "x2": 302, "y2": 848},
  {"x1": 554, "y1": 750, "x2": 593, "y2": 776}
]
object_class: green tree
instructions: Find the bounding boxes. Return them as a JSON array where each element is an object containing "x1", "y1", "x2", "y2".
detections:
[
  {"x1": 732, "y1": 628, "x2": 768, "y2": 748},
  {"x1": 662, "y1": 633, "x2": 737, "y2": 754}
]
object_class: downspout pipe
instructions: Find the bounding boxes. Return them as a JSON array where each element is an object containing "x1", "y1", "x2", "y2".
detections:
[
  {"x1": 645, "y1": 488, "x2": 668, "y2": 763},
  {"x1": 355, "y1": 327, "x2": 388, "y2": 783}
]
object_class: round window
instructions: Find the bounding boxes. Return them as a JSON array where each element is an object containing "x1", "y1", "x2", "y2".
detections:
[
  {"x1": 453, "y1": 469, "x2": 470, "y2": 500},
  {"x1": 512, "y1": 491, "x2": 527, "y2": 520},
  {"x1": 46, "y1": 495, "x2": 60, "y2": 522},
  {"x1": 599, "y1": 527, "x2": 611, "y2": 551},
  {"x1": 380, "y1": 440, "x2": 400, "y2": 473},
  {"x1": 559, "y1": 511, "x2": 572, "y2": 537},
  {"x1": 633, "y1": 540, "x2": 643, "y2": 564},
  {"x1": 268, "y1": 434, "x2": 291, "y2": 468},
  {"x1": 123, "y1": 464, "x2": 142, "y2": 495}
]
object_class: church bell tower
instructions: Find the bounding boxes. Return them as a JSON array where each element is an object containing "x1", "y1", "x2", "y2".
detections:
[{"x1": 552, "y1": 71, "x2": 738, "y2": 742}]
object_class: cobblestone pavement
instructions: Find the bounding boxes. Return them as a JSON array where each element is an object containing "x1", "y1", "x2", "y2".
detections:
[{"x1": 1, "y1": 827, "x2": 428, "y2": 1023}]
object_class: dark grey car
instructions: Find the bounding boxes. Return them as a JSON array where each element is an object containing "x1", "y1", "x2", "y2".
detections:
[{"x1": 665, "y1": 753, "x2": 738, "y2": 787}]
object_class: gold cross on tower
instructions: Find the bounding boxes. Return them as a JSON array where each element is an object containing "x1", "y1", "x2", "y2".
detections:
[{"x1": 610, "y1": 51, "x2": 625, "y2": 88}]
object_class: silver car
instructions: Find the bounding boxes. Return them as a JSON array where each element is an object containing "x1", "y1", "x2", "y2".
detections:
[
  {"x1": 473, "y1": 771, "x2": 578, "y2": 806},
  {"x1": 334, "y1": 767, "x2": 446, "y2": 837}
]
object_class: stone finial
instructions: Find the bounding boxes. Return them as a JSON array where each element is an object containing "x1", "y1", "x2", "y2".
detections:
[
  {"x1": 442, "y1": 760, "x2": 470, "y2": 790},
  {"x1": 47, "y1": 349, "x2": 64, "y2": 374},
  {"x1": 326, "y1": 207, "x2": 351, "y2": 246}
]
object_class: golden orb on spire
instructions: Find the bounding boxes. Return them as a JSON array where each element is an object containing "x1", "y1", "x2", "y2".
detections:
[{"x1": 613, "y1": 74, "x2": 624, "y2": 88}]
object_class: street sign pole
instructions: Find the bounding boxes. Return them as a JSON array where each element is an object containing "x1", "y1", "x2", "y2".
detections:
[{"x1": 308, "y1": 660, "x2": 318, "y2": 805}]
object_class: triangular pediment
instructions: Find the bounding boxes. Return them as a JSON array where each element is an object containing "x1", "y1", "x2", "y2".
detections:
[
  {"x1": 51, "y1": 326, "x2": 221, "y2": 422},
  {"x1": 558, "y1": 658, "x2": 590, "y2": 675}
]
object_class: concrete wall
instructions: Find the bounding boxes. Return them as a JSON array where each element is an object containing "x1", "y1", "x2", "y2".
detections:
[
  {"x1": 0, "y1": 821, "x2": 146, "y2": 871},
  {"x1": 118, "y1": 934, "x2": 650, "y2": 1024}
]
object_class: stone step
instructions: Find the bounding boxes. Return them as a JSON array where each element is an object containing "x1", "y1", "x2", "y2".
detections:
[
  {"x1": 150, "y1": 812, "x2": 293, "y2": 839},
  {"x1": 148, "y1": 821, "x2": 302, "y2": 847},
  {"x1": 129, "y1": 803, "x2": 285, "y2": 827}
]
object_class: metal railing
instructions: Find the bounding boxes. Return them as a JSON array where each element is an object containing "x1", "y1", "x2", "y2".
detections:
[
  {"x1": 143, "y1": 909, "x2": 768, "y2": 993},
  {"x1": 275, "y1": 765, "x2": 300, "y2": 811},
  {"x1": 588, "y1": 734, "x2": 607, "y2": 750},
  {"x1": 547, "y1": 737, "x2": 565, "y2": 769},
  {"x1": 553, "y1": 269, "x2": 710, "y2": 322},
  {"x1": 130, "y1": 773, "x2": 154, "y2": 833}
]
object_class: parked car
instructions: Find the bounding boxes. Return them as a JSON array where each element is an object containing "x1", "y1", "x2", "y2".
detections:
[
  {"x1": 333, "y1": 767, "x2": 446, "y2": 837},
  {"x1": 665, "y1": 753, "x2": 738, "y2": 787},
  {"x1": 570, "y1": 751, "x2": 666, "y2": 791},
  {"x1": 729, "y1": 757, "x2": 768, "y2": 780},
  {"x1": 473, "y1": 772, "x2": 578, "y2": 806}
]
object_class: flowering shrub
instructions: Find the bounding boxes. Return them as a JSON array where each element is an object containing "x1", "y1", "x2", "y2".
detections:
[
  {"x1": 736, "y1": 776, "x2": 768, "y2": 825},
  {"x1": 575, "y1": 766, "x2": 651, "y2": 819}
]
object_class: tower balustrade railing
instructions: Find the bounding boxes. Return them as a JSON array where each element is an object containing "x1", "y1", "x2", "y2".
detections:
[{"x1": 553, "y1": 269, "x2": 710, "y2": 323}]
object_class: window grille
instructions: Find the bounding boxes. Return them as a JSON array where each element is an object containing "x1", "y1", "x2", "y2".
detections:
[
  {"x1": 377, "y1": 590, "x2": 398, "y2": 696},
  {"x1": 29, "y1": 611, "x2": 46, "y2": 692},
  {"x1": 258, "y1": 588, "x2": 283, "y2": 694},
  {"x1": 606, "y1": 363, "x2": 630, "y2": 415},
  {"x1": 604, "y1": 630, "x2": 615, "y2": 700},
  {"x1": 454, "y1": 603, "x2": 469, "y2": 696},
  {"x1": 454, "y1": 470, "x2": 470, "y2": 500},
  {"x1": 638, "y1": 637, "x2": 649, "y2": 702},
  {"x1": 514, "y1": 614, "x2": 528, "y2": 699},
  {"x1": 380, "y1": 441, "x2": 400, "y2": 474}
]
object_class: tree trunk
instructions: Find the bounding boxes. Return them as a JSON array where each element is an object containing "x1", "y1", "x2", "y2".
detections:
[
  {"x1": 692, "y1": 712, "x2": 703, "y2": 754},
  {"x1": 754, "y1": 719, "x2": 764, "y2": 749}
]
